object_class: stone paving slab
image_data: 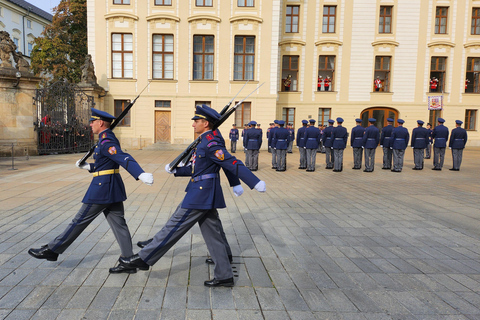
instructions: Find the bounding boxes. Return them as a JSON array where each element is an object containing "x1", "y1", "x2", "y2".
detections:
[{"x1": 0, "y1": 148, "x2": 480, "y2": 319}]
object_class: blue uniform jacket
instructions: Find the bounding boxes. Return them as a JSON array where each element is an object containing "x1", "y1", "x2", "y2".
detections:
[
  {"x1": 322, "y1": 125, "x2": 335, "y2": 148},
  {"x1": 272, "y1": 127, "x2": 289, "y2": 149},
  {"x1": 432, "y1": 124, "x2": 449, "y2": 148},
  {"x1": 391, "y1": 126, "x2": 409, "y2": 150},
  {"x1": 83, "y1": 129, "x2": 144, "y2": 204},
  {"x1": 449, "y1": 127, "x2": 468, "y2": 149},
  {"x1": 350, "y1": 125, "x2": 365, "y2": 148},
  {"x1": 296, "y1": 126, "x2": 307, "y2": 147},
  {"x1": 229, "y1": 128, "x2": 239, "y2": 141},
  {"x1": 288, "y1": 128, "x2": 295, "y2": 142},
  {"x1": 362, "y1": 125, "x2": 380, "y2": 149},
  {"x1": 427, "y1": 128, "x2": 433, "y2": 143},
  {"x1": 268, "y1": 127, "x2": 277, "y2": 148},
  {"x1": 380, "y1": 125, "x2": 394, "y2": 148},
  {"x1": 244, "y1": 128, "x2": 262, "y2": 150},
  {"x1": 332, "y1": 126, "x2": 348, "y2": 149},
  {"x1": 411, "y1": 127, "x2": 429, "y2": 149},
  {"x1": 304, "y1": 126, "x2": 321, "y2": 149},
  {"x1": 175, "y1": 130, "x2": 260, "y2": 210}
]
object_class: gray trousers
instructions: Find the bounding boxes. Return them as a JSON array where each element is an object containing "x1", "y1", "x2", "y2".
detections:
[
  {"x1": 231, "y1": 140, "x2": 237, "y2": 153},
  {"x1": 325, "y1": 147, "x2": 334, "y2": 168},
  {"x1": 352, "y1": 147, "x2": 363, "y2": 169},
  {"x1": 433, "y1": 147, "x2": 446, "y2": 169},
  {"x1": 306, "y1": 148, "x2": 317, "y2": 170},
  {"x1": 272, "y1": 148, "x2": 277, "y2": 167},
  {"x1": 287, "y1": 141, "x2": 293, "y2": 153},
  {"x1": 392, "y1": 149, "x2": 405, "y2": 171},
  {"x1": 139, "y1": 203, "x2": 233, "y2": 280},
  {"x1": 425, "y1": 143, "x2": 432, "y2": 158},
  {"x1": 276, "y1": 149, "x2": 287, "y2": 170},
  {"x1": 299, "y1": 147, "x2": 307, "y2": 168},
  {"x1": 364, "y1": 148, "x2": 376, "y2": 171},
  {"x1": 413, "y1": 148, "x2": 424, "y2": 169},
  {"x1": 48, "y1": 202, "x2": 133, "y2": 257},
  {"x1": 246, "y1": 149, "x2": 259, "y2": 170},
  {"x1": 333, "y1": 149, "x2": 344, "y2": 170},
  {"x1": 382, "y1": 147, "x2": 393, "y2": 169},
  {"x1": 244, "y1": 149, "x2": 250, "y2": 168},
  {"x1": 452, "y1": 148, "x2": 463, "y2": 170}
]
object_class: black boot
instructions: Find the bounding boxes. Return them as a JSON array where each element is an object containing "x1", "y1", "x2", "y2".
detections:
[
  {"x1": 119, "y1": 254, "x2": 150, "y2": 271},
  {"x1": 109, "y1": 259, "x2": 137, "y2": 274},
  {"x1": 28, "y1": 245, "x2": 59, "y2": 261},
  {"x1": 137, "y1": 238, "x2": 153, "y2": 248},
  {"x1": 204, "y1": 277, "x2": 235, "y2": 287}
]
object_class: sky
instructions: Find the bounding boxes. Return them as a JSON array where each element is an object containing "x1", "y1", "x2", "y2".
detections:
[{"x1": 25, "y1": 0, "x2": 62, "y2": 15}]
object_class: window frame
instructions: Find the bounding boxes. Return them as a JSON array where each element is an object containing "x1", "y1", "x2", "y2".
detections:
[
  {"x1": 429, "y1": 109, "x2": 442, "y2": 128},
  {"x1": 285, "y1": 5, "x2": 300, "y2": 33},
  {"x1": 155, "y1": 0, "x2": 172, "y2": 5},
  {"x1": 465, "y1": 109, "x2": 477, "y2": 131},
  {"x1": 281, "y1": 55, "x2": 299, "y2": 92},
  {"x1": 472, "y1": 8, "x2": 480, "y2": 35},
  {"x1": 237, "y1": 0, "x2": 254, "y2": 7},
  {"x1": 114, "y1": 100, "x2": 131, "y2": 127},
  {"x1": 196, "y1": 0, "x2": 213, "y2": 7},
  {"x1": 193, "y1": 35, "x2": 214, "y2": 80},
  {"x1": 27, "y1": 19, "x2": 32, "y2": 28},
  {"x1": 374, "y1": 56, "x2": 391, "y2": 92},
  {"x1": 435, "y1": 6, "x2": 448, "y2": 34},
  {"x1": 155, "y1": 100, "x2": 171, "y2": 108},
  {"x1": 318, "y1": 108, "x2": 331, "y2": 126},
  {"x1": 113, "y1": 0, "x2": 130, "y2": 4},
  {"x1": 318, "y1": 55, "x2": 335, "y2": 92},
  {"x1": 430, "y1": 56, "x2": 447, "y2": 93},
  {"x1": 111, "y1": 33, "x2": 133, "y2": 79},
  {"x1": 282, "y1": 108, "x2": 295, "y2": 125},
  {"x1": 465, "y1": 57, "x2": 480, "y2": 93},
  {"x1": 235, "y1": 102, "x2": 251, "y2": 128},
  {"x1": 153, "y1": 34, "x2": 174, "y2": 80},
  {"x1": 379, "y1": 6, "x2": 392, "y2": 34},
  {"x1": 234, "y1": 36, "x2": 255, "y2": 81},
  {"x1": 322, "y1": 6, "x2": 336, "y2": 33}
]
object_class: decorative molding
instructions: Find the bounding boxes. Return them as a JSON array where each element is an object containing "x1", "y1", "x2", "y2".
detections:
[
  {"x1": 146, "y1": 14, "x2": 180, "y2": 23},
  {"x1": 464, "y1": 41, "x2": 480, "y2": 48},
  {"x1": 229, "y1": 15, "x2": 263, "y2": 24},
  {"x1": 314, "y1": 40, "x2": 343, "y2": 47},
  {"x1": 371, "y1": 40, "x2": 399, "y2": 47},
  {"x1": 104, "y1": 12, "x2": 139, "y2": 21},
  {"x1": 279, "y1": 39, "x2": 306, "y2": 47},
  {"x1": 427, "y1": 40, "x2": 455, "y2": 48},
  {"x1": 187, "y1": 15, "x2": 221, "y2": 23}
]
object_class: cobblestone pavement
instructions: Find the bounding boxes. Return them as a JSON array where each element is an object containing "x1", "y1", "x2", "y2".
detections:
[{"x1": 1, "y1": 147, "x2": 480, "y2": 320}]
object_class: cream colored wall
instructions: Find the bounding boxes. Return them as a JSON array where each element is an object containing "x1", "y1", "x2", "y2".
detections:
[{"x1": 89, "y1": 0, "x2": 480, "y2": 148}]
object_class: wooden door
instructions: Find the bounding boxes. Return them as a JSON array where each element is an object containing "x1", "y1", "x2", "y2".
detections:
[{"x1": 155, "y1": 111, "x2": 171, "y2": 142}]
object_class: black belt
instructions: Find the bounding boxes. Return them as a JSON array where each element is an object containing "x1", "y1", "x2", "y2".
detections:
[{"x1": 191, "y1": 173, "x2": 218, "y2": 182}]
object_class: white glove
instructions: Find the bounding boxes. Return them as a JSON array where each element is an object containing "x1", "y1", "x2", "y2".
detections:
[
  {"x1": 232, "y1": 185, "x2": 244, "y2": 197},
  {"x1": 76, "y1": 160, "x2": 90, "y2": 170},
  {"x1": 449, "y1": 147, "x2": 452, "y2": 149},
  {"x1": 361, "y1": 146, "x2": 364, "y2": 149},
  {"x1": 139, "y1": 173, "x2": 154, "y2": 186},
  {"x1": 254, "y1": 180, "x2": 266, "y2": 192},
  {"x1": 165, "y1": 164, "x2": 176, "y2": 174},
  {"x1": 380, "y1": 145, "x2": 383, "y2": 148},
  {"x1": 411, "y1": 147, "x2": 414, "y2": 149}
]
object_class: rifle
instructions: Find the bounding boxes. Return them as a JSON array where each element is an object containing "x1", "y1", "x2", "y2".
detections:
[
  {"x1": 168, "y1": 82, "x2": 264, "y2": 171},
  {"x1": 77, "y1": 81, "x2": 151, "y2": 165}
]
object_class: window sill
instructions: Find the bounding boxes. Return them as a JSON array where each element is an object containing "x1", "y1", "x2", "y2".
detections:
[
  {"x1": 371, "y1": 91, "x2": 393, "y2": 95},
  {"x1": 189, "y1": 80, "x2": 218, "y2": 83},
  {"x1": 150, "y1": 79, "x2": 178, "y2": 83},
  {"x1": 279, "y1": 91, "x2": 301, "y2": 94},
  {"x1": 315, "y1": 90, "x2": 337, "y2": 93},
  {"x1": 426, "y1": 92, "x2": 449, "y2": 95},
  {"x1": 108, "y1": 78, "x2": 136, "y2": 82},
  {"x1": 462, "y1": 92, "x2": 480, "y2": 95},
  {"x1": 230, "y1": 80, "x2": 259, "y2": 84}
]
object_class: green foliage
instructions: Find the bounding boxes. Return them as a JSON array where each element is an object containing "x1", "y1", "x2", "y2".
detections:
[{"x1": 31, "y1": 0, "x2": 87, "y2": 84}]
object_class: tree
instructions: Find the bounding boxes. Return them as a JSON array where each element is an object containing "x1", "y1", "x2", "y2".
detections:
[{"x1": 31, "y1": 0, "x2": 87, "y2": 84}]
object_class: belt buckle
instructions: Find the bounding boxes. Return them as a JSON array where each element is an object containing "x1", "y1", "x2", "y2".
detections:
[{"x1": 191, "y1": 178, "x2": 194, "y2": 182}]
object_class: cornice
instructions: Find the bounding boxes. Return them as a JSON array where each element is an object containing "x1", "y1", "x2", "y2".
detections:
[{"x1": 104, "y1": 12, "x2": 139, "y2": 21}]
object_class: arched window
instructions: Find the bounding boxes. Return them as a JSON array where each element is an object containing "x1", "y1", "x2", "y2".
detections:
[{"x1": 360, "y1": 107, "x2": 398, "y2": 131}]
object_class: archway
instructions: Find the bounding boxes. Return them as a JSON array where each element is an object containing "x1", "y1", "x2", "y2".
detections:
[{"x1": 360, "y1": 107, "x2": 399, "y2": 131}]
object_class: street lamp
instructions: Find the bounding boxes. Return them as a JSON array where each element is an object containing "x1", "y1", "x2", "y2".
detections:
[{"x1": 13, "y1": 71, "x2": 21, "y2": 87}]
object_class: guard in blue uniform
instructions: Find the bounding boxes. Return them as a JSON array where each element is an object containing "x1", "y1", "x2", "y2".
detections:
[
  {"x1": 390, "y1": 119, "x2": 409, "y2": 172},
  {"x1": 304, "y1": 119, "x2": 321, "y2": 172},
  {"x1": 432, "y1": 118, "x2": 449, "y2": 170},
  {"x1": 322, "y1": 119, "x2": 335, "y2": 169},
  {"x1": 380, "y1": 118, "x2": 394, "y2": 169},
  {"x1": 28, "y1": 108, "x2": 154, "y2": 273},
  {"x1": 411, "y1": 120, "x2": 429, "y2": 170},
  {"x1": 266, "y1": 123, "x2": 274, "y2": 153},
  {"x1": 272, "y1": 120, "x2": 289, "y2": 171},
  {"x1": 229, "y1": 124, "x2": 239, "y2": 153},
  {"x1": 269, "y1": 120, "x2": 279, "y2": 169},
  {"x1": 287, "y1": 123, "x2": 295, "y2": 153},
  {"x1": 332, "y1": 118, "x2": 348, "y2": 172},
  {"x1": 425, "y1": 123, "x2": 433, "y2": 159},
  {"x1": 119, "y1": 105, "x2": 266, "y2": 287},
  {"x1": 296, "y1": 120, "x2": 308, "y2": 169},
  {"x1": 244, "y1": 121, "x2": 262, "y2": 171},
  {"x1": 449, "y1": 120, "x2": 468, "y2": 171},
  {"x1": 362, "y1": 118, "x2": 380, "y2": 172},
  {"x1": 350, "y1": 118, "x2": 365, "y2": 169}
]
